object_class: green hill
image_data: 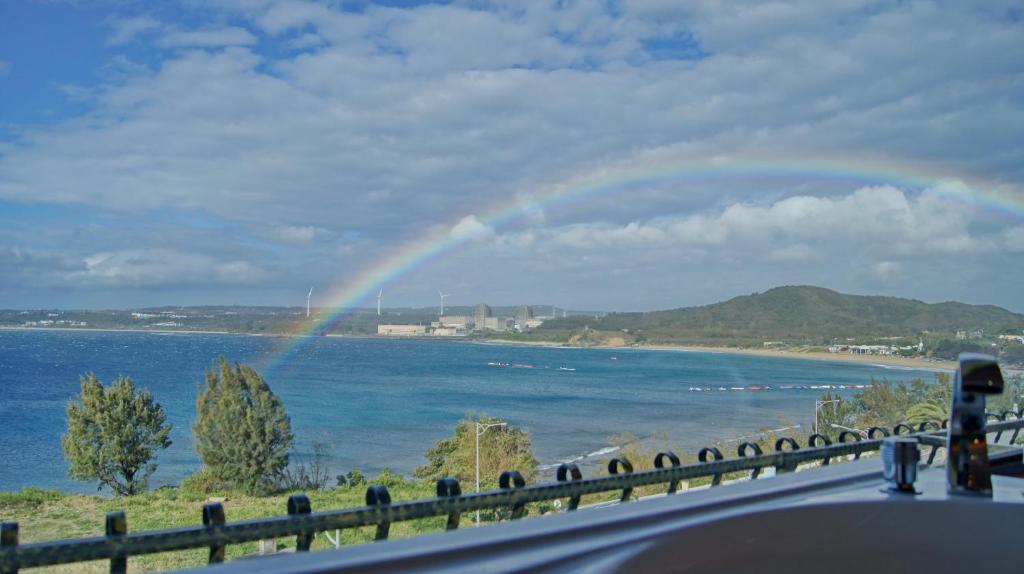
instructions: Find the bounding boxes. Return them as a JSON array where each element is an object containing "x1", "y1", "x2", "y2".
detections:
[{"x1": 538, "y1": 286, "x2": 1024, "y2": 346}]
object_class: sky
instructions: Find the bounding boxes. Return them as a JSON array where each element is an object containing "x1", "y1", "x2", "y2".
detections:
[{"x1": 1, "y1": 0, "x2": 1023, "y2": 312}]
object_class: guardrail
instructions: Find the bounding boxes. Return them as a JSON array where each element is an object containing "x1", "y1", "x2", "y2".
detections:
[{"x1": 2, "y1": 414, "x2": 1022, "y2": 574}]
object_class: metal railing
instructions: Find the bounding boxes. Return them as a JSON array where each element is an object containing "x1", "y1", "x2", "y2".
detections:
[{"x1": 2, "y1": 413, "x2": 1022, "y2": 574}]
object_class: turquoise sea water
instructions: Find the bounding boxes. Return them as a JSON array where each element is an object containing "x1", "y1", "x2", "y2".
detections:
[{"x1": 0, "y1": 329, "x2": 943, "y2": 493}]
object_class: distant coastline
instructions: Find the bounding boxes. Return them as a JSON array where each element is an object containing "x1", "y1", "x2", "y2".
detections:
[
  {"x1": 481, "y1": 338, "x2": 960, "y2": 372},
  {"x1": 0, "y1": 325, "x2": 1000, "y2": 374}
]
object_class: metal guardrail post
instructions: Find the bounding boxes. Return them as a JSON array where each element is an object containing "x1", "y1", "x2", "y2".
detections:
[
  {"x1": 105, "y1": 511, "x2": 127, "y2": 574},
  {"x1": 365, "y1": 486, "x2": 392, "y2": 541},
  {"x1": 287, "y1": 494, "x2": 313, "y2": 552},
  {"x1": 1009, "y1": 410, "x2": 1023, "y2": 444},
  {"x1": 202, "y1": 503, "x2": 226, "y2": 564},
  {"x1": 1, "y1": 522, "x2": 17, "y2": 574},
  {"x1": 988, "y1": 412, "x2": 1007, "y2": 443}
]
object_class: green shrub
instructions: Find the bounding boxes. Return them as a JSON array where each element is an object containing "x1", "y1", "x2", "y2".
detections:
[
  {"x1": 61, "y1": 374, "x2": 172, "y2": 496},
  {"x1": 0, "y1": 488, "x2": 65, "y2": 506},
  {"x1": 193, "y1": 358, "x2": 294, "y2": 495}
]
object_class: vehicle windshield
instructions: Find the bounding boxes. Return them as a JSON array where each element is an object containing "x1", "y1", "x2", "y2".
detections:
[{"x1": 1, "y1": 1, "x2": 1022, "y2": 572}]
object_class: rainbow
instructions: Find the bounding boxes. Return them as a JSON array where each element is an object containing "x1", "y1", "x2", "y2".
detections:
[{"x1": 265, "y1": 152, "x2": 1022, "y2": 372}]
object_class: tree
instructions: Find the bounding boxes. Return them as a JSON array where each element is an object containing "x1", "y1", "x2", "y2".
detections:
[
  {"x1": 814, "y1": 392, "x2": 857, "y2": 436},
  {"x1": 836, "y1": 373, "x2": 952, "y2": 430},
  {"x1": 62, "y1": 374, "x2": 172, "y2": 496},
  {"x1": 415, "y1": 416, "x2": 538, "y2": 489},
  {"x1": 193, "y1": 358, "x2": 294, "y2": 494},
  {"x1": 906, "y1": 401, "x2": 947, "y2": 425}
]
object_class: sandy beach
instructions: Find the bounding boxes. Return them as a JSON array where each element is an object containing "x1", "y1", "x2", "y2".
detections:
[{"x1": 484, "y1": 338, "x2": 959, "y2": 372}]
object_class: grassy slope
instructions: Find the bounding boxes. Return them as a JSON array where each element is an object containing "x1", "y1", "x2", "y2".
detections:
[{"x1": 0, "y1": 481, "x2": 440, "y2": 573}]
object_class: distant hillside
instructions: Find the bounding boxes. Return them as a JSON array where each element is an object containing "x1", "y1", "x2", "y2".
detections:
[{"x1": 538, "y1": 286, "x2": 1024, "y2": 345}]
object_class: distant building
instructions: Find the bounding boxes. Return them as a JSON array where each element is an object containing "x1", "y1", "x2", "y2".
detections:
[
  {"x1": 440, "y1": 315, "x2": 473, "y2": 329},
  {"x1": 377, "y1": 324, "x2": 427, "y2": 336},
  {"x1": 479, "y1": 316, "x2": 510, "y2": 332},
  {"x1": 515, "y1": 305, "x2": 533, "y2": 330},
  {"x1": 524, "y1": 318, "x2": 544, "y2": 330},
  {"x1": 432, "y1": 326, "x2": 462, "y2": 336},
  {"x1": 473, "y1": 304, "x2": 492, "y2": 329}
]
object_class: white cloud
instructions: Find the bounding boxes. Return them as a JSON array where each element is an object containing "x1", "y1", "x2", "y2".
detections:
[
  {"x1": 67, "y1": 249, "x2": 267, "y2": 287},
  {"x1": 871, "y1": 260, "x2": 902, "y2": 283},
  {"x1": 543, "y1": 185, "x2": 995, "y2": 256},
  {"x1": 159, "y1": 27, "x2": 259, "y2": 49},
  {"x1": 106, "y1": 16, "x2": 161, "y2": 45},
  {"x1": 269, "y1": 224, "x2": 325, "y2": 245},
  {"x1": 449, "y1": 215, "x2": 495, "y2": 241}
]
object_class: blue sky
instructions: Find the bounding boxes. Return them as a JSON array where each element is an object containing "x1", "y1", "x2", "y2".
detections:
[{"x1": 1, "y1": 0, "x2": 1023, "y2": 311}]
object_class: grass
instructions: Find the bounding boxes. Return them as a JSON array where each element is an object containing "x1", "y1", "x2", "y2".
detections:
[{"x1": 0, "y1": 478, "x2": 445, "y2": 573}]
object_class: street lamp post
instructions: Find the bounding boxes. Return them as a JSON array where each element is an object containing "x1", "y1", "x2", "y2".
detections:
[
  {"x1": 814, "y1": 399, "x2": 842, "y2": 434},
  {"x1": 475, "y1": 421, "x2": 507, "y2": 526}
]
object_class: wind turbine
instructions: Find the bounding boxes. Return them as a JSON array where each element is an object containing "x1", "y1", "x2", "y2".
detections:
[
  {"x1": 439, "y1": 290, "x2": 451, "y2": 317},
  {"x1": 306, "y1": 287, "x2": 314, "y2": 318},
  {"x1": 377, "y1": 289, "x2": 383, "y2": 317}
]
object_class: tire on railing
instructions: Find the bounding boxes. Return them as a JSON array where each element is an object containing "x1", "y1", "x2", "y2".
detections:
[
  {"x1": 867, "y1": 427, "x2": 890, "y2": 439},
  {"x1": 697, "y1": 447, "x2": 724, "y2": 486},
  {"x1": 774, "y1": 437, "x2": 800, "y2": 473},
  {"x1": 807, "y1": 433, "x2": 832, "y2": 465},
  {"x1": 737, "y1": 442, "x2": 763, "y2": 479},
  {"x1": 556, "y1": 463, "x2": 583, "y2": 511},
  {"x1": 499, "y1": 470, "x2": 527, "y2": 520},
  {"x1": 654, "y1": 451, "x2": 682, "y2": 494},
  {"x1": 366, "y1": 485, "x2": 392, "y2": 540},
  {"x1": 202, "y1": 502, "x2": 226, "y2": 564},
  {"x1": 287, "y1": 494, "x2": 313, "y2": 551},
  {"x1": 893, "y1": 423, "x2": 915, "y2": 436},
  {"x1": 436, "y1": 478, "x2": 462, "y2": 530},
  {"x1": 837, "y1": 430, "x2": 863, "y2": 460},
  {"x1": 608, "y1": 457, "x2": 635, "y2": 502}
]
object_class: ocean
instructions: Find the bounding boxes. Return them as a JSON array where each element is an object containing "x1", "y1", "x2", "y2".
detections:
[{"x1": 0, "y1": 329, "x2": 942, "y2": 493}]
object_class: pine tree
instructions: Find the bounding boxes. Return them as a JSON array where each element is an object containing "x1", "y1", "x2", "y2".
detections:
[
  {"x1": 62, "y1": 374, "x2": 172, "y2": 496},
  {"x1": 193, "y1": 358, "x2": 294, "y2": 494}
]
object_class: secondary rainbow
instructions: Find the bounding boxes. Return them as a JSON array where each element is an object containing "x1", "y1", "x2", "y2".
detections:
[{"x1": 265, "y1": 153, "x2": 1022, "y2": 371}]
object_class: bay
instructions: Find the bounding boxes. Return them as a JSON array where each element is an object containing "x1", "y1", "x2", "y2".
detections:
[{"x1": 0, "y1": 329, "x2": 941, "y2": 493}]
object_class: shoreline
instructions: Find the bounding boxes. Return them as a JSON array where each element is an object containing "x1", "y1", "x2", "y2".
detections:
[{"x1": 482, "y1": 338, "x2": 959, "y2": 372}]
